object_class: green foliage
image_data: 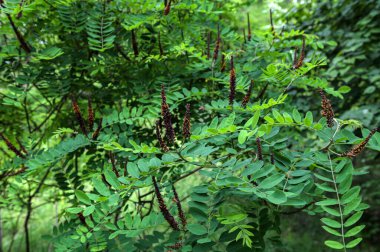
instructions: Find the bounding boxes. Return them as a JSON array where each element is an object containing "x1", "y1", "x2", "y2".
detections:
[
  {"x1": 0, "y1": 0, "x2": 379, "y2": 251},
  {"x1": 285, "y1": 0, "x2": 380, "y2": 127}
]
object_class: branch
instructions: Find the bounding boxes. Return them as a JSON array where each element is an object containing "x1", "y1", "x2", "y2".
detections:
[
  {"x1": 0, "y1": 166, "x2": 26, "y2": 180},
  {"x1": 6, "y1": 14, "x2": 31, "y2": 54},
  {"x1": 32, "y1": 95, "x2": 67, "y2": 133}
]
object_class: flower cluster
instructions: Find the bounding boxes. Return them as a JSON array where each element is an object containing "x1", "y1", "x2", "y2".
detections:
[
  {"x1": 241, "y1": 80, "x2": 254, "y2": 108},
  {"x1": 164, "y1": 0, "x2": 171, "y2": 15},
  {"x1": 71, "y1": 97, "x2": 88, "y2": 136},
  {"x1": 247, "y1": 13, "x2": 251, "y2": 41},
  {"x1": 256, "y1": 137, "x2": 263, "y2": 161},
  {"x1": 88, "y1": 97, "x2": 94, "y2": 131},
  {"x1": 212, "y1": 25, "x2": 220, "y2": 67},
  {"x1": 156, "y1": 119, "x2": 169, "y2": 152},
  {"x1": 220, "y1": 53, "x2": 226, "y2": 72},
  {"x1": 342, "y1": 128, "x2": 378, "y2": 158},
  {"x1": 152, "y1": 176, "x2": 180, "y2": 231},
  {"x1": 182, "y1": 104, "x2": 191, "y2": 140},
  {"x1": 167, "y1": 242, "x2": 183, "y2": 251},
  {"x1": 172, "y1": 184, "x2": 187, "y2": 230},
  {"x1": 293, "y1": 36, "x2": 306, "y2": 69},
  {"x1": 131, "y1": 29, "x2": 139, "y2": 57},
  {"x1": 161, "y1": 85, "x2": 176, "y2": 143},
  {"x1": 92, "y1": 118, "x2": 103, "y2": 140},
  {"x1": 229, "y1": 56, "x2": 236, "y2": 106},
  {"x1": 319, "y1": 89, "x2": 335, "y2": 128}
]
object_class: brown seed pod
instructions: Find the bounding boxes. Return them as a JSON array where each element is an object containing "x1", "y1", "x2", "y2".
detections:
[
  {"x1": 241, "y1": 80, "x2": 254, "y2": 108},
  {"x1": 220, "y1": 53, "x2": 226, "y2": 72},
  {"x1": 156, "y1": 119, "x2": 169, "y2": 152},
  {"x1": 256, "y1": 137, "x2": 263, "y2": 161},
  {"x1": 247, "y1": 13, "x2": 251, "y2": 41},
  {"x1": 77, "y1": 213, "x2": 87, "y2": 226},
  {"x1": 293, "y1": 36, "x2": 306, "y2": 69},
  {"x1": 152, "y1": 176, "x2": 180, "y2": 231},
  {"x1": 109, "y1": 152, "x2": 120, "y2": 177},
  {"x1": 131, "y1": 29, "x2": 139, "y2": 57},
  {"x1": 212, "y1": 25, "x2": 220, "y2": 67},
  {"x1": 182, "y1": 104, "x2": 191, "y2": 140},
  {"x1": 158, "y1": 31, "x2": 164, "y2": 56},
  {"x1": 164, "y1": 0, "x2": 171, "y2": 15},
  {"x1": 319, "y1": 89, "x2": 335, "y2": 128},
  {"x1": 88, "y1": 97, "x2": 94, "y2": 131},
  {"x1": 123, "y1": 160, "x2": 128, "y2": 177},
  {"x1": 0, "y1": 133, "x2": 25, "y2": 158},
  {"x1": 270, "y1": 9, "x2": 275, "y2": 36},
  {"x1": 229, "y1": 56, "x2": 236, "y2": 106},
  {"x1": 172, "y1": 184, "x2": 187, "y2": 230},
  {"x1": 206, "y1": 31, "x2": 211, "y2": 60},
  {"x1": 72, "y1": 97, "x2": 88, "y2": 136},
  {"x1": 342, "y1": 128, "x2": 378, "y2": 158},
  {"x1": 92, "y1": 118, "x2": 103, "y2": 140},
  {"x1": 161, "y1": 85, "x2": 176, "y2": 143},
  {"x1": 292, "y1": 47, "x2": 298, "y2": 67},
  {"x1": 167, "y1": 242, "x2": 183, "y2": 250}
]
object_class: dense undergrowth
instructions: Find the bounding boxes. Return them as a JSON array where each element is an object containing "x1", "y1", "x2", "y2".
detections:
[{"x1": 0, "y1": 0, "x2": 379, "y2": 251}]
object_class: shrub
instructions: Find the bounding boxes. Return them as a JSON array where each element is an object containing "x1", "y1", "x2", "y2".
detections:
[{"x1": 0, "y1": 1, "x2": 379, "y2": 251}]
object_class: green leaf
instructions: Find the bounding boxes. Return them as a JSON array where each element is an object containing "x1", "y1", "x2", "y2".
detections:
[
  {"x1": 264, "y1": 115, "x2": 274, "y2": 124},
  {"x1": 341, "y1": 186, "x2": 360, "y2": 204},
  {"x1": 188, "y1": 223, "x2": 208, "y2": 235},
  {"x1": 127, "y1": 162, "x2": 140, "y2": 178},
  {"x1": 267, "y1": 190, "x2": 287, "y2": 204},
  {"x1": 245, "y1": 110, "x2": 260, "y2": 129},
  {"x1": 345, "y1": 225, "x2": 365, "y2": 237},
  {"x1": 322, "y1": 226, "x2": 341, "y2": 237},
  {"x1": 334, "y1": 159, "x2": 347, "y2": 173},
  {"x1": 36, "y1": 47, "x2": 64, "y2": 60},
  {"x1": 258, "y1": 174, "x2": 284, "y2": 189},
  {"x1": 316, "y1": 199, "x2": 338, "y2": 206},
  {"x1": 242, "y1": 161, "x2": 264, "y2": 177},
  {"x1": 314, "y1": 173, "x2": 334, "y2": 183},
  {"x1": 238, "y1": 130, "x2": 248, "y2": 145},
  {"x1": 66, "y1": 207, "x2": 83, "y2": 214},
  {"x1": 315, "y1": 183, "x2": 335, "y2": 193},
  {"x1": 343, "y1": 197, "x2": 361, "y2": 215},
  {"x1": 321, "y1": 206, "x2": 341, "y2": 217},
  {"x1": 104, "y1": 169, "x2": 121, "y2": 189},
  {"x1": 80, "y1": 235, "x2": 87, "y2": 243},
  {"x1": 75, "y1": 190, "x2": 91, "y2": 205},
  {"x1": 304, "y1": 111, "x2": 313, "y2": 126},
  {"x1": 324, "y1": 240, "x2": 344, "y2": 250},
  {"x1": 251, "y1": 110, "x2": 261, "y2": 128},
  {"x1": 344, "y1": 211, "x2": 363, "y2": 227},
  {"x1": 83, "y1": 205, "x2": 95, "y2": 216},
  {"x1": 283, "y1": 112, "x2": 293, "y2": 123},
  {"x1": 346, "y1": 238, "x2": 362, "y2": 248},
  {"x1": 338, "y1": 86, "x2": 351, "y2": 93},
  {"x1": 92, "y1": 177, "x2": 111, "y2": 196},
  {"x1": 292, "y1": 109, "x2": 302, "y2": 123},
  {"x1": 321, "y1": 218, "x2": 341, "y2": 228},
  {"x1": 338, "y1": 175, "x2": 352, "y2": 194},
  {"x1": 272, "y1": 109, "x2": 285, "y2": 123}
]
